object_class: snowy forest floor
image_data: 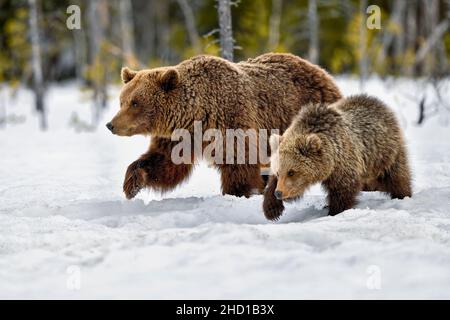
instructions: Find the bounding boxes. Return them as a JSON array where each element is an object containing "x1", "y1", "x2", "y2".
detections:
[{"x1": 1, "y1": 77, "x2": 450, "y2": 299}]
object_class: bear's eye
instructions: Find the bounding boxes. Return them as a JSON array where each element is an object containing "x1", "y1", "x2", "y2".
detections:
[
  {"x1": 287, "y1": 170, "x2": 295, "y2": 177},
  {"x1": 131, "y1": 101, "x2": 138, "y2": 108}
]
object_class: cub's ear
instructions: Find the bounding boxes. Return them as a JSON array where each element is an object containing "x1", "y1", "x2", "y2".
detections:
[
  {"x1": 121, "y1": 67, "x2": 137, "y2": 84},
  {"x1": 159, "y1": 68, "x2": 180, "y2": 92},
  {"x1": 298, "y1": 134, "x2": 322, "y2": 155},
  {"x1": 269, "y1": 133, "x2": 283, "y2": 153}
]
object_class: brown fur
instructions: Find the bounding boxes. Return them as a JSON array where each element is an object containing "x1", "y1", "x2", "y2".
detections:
[
  {"x1": 263, "y1": 175, "x2": 285, "y2": 220},
  {"x1": 108, "y1": 53, "x2": 342, "y2": 198},
  {"x1": 264, "y1": 94, "x2": 412, "y2": 220}
]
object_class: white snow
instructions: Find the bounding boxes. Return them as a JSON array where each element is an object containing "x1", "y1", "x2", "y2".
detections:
[{"x1": 0, "y1": 78, "x2": 450, "y2": 299}]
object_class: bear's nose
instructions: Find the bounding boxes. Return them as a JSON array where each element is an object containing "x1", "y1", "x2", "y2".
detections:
[
  {"x1": 274, "y1": 190, "x2": 283, "y2": 200},
  {"x1": 106, "y1": 122, "x2": 114, "y2": 132}
]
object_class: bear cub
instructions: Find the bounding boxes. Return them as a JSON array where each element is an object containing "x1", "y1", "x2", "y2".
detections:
[{"x1": 263, "y1": 94, "x2": 412, "y2": 220}]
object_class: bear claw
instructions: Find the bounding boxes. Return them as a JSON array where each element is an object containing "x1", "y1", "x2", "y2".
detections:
[
  {"x1": 123, "y1": 161, "x2": 146, "y2": 199},
  {"x1": 263, "y1": 198, "x2": 285, "y2": 221}
]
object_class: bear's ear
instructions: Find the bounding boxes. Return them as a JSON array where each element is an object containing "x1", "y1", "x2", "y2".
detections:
[
  {"x1": 159, "y1": 69, "x2": 180, "y2": 92},
  {"x1": 269, "y1": 134, "x2": 283, "y2": 153},
  {"x1": 298, "y1": 134, "x2": 322, "y2": 155},
  {"x1": 121, "y1": 67, "x2": 137, "y2": 84}
]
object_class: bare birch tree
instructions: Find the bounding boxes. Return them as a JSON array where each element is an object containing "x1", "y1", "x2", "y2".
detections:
[
  {"x1": 412, "y1": 1, "x2": 449, "y2": 125},
  {"x1": 413, "y1": 17, "x2": 449, "y2": 69},
  {"x1": 217, "y1": 0, "x2": 234, "y2": 61},
  {"x1": 177, "y1": 0, "x2": 201, "y2": 54},
  {"x1": 268, "y1": 0, "x2": 282, "y2": 51},
  {"x1": 359, "y1": 0, "x2": 368, "y2": 91},
  {"x1": 435, "y1": 0, "x2": 449, "y2": 73},
  {"x1": 28, "y1": 0, "x2": 46, "y2": 130},
  {"x1": 87, "y1": 0, "x2": 108, "y2": 124},
  {"x1": 393, "y1": 1, "x2": 406, "y2": 64},
  {"x1": 0, "y1": 87, "x2": 5, "y2": 129},
  {"x1": 308, "y1": 0, "x2": 319, "y2": 64},
  {"x1": 133, "y1": 0, "x2": 155, "y2": 62},
  {"x1": 119, "y1": 0, "x2": 137, "y2": 68},
  {"x1": 155, "y1": 0, "x2": 171, "y2": 62},
  {"x1": 375, "y1": 0, "x2": 406, "y2": 69},
  {"x1": 404, "y1": 0, "x2": 418, "y2": 75},
  {"x1": 339, "y1": 0, "x2": 354, "y2": 21},
  {"x1": 73, "y1": 28, "x2": 87, "y2": 84}
]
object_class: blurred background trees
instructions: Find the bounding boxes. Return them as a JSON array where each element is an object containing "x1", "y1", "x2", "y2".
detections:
[{"x1": 0, "y1": 0, "x2": 449, "y2": 128}]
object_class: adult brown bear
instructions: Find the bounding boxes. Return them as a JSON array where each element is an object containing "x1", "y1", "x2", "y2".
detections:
[{"x1": 106, "y1": 53, "x2": 342, "y2": 199}]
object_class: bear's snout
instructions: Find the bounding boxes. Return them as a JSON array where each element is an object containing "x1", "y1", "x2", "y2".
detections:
[{"x1": 106, "y1": 122, "x2": 114, "y2": 133}]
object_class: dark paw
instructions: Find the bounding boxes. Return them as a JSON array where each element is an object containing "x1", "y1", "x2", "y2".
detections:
[
  {"x1": 263, "y1": 197, "x2": 285, "y2": 221},
  {"x1": 123, "y1": 160, "x2": 146, "y2": 199}
]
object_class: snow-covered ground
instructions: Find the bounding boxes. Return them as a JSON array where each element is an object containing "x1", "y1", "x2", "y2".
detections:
[{"x1": 0, "y1": 77, "x2": 449, "y2": 299}]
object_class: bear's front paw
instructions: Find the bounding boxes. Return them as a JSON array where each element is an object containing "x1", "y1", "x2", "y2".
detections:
[
  {"x1": 123, "y1": 160, "x2": 147, "y2": 199},
  {"x1": 263, "y1": 195, "x2": 285, "y2": 221}
]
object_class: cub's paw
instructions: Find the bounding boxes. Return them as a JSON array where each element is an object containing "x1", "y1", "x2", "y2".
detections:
[
  {"x1": 263, "y1": 195, "x2": 285, "y2": 221},
  {"x1": 123, "y1": 160, "x2": 147, "y2": 199}
]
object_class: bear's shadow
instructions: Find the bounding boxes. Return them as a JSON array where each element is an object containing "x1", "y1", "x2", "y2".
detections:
[
  {"x1": 38, "y1": 190, "x2": 417, "y2": 226},
  {"x1": 281, "y1": 206, "x2": 328, "y2": 223}
]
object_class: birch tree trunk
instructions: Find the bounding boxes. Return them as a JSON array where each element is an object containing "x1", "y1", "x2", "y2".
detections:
[
  {"x1": 28, "y1": 0, "x2": 46, "y2": 130},
  {"x1": 268, "y1": 0, "x2": 282, "y2": 51},
  {"x1": 437, "y1": 0, "x2": 450, "y2": 72},
  {"x1": 308, "y1": 0, "x2": 319, "y2": 64},
  {"x1": 426, "y1": 0, "x2": 447, "y2": 75},
  {"x1": 87, "y1": 0, "x2": 101, "y2": 67},
  {"x1": 413, "y1": 20, "x2": 449, "y2": 69},
  {"x1": 177, "y1": 0, "x2": 201, "y2": 54},
  {"x1": 0, "y1": 86, "x2": 5, "y2": 129},
  {"x1": 217, "y1": 0, "x2": 234, "y2": 61},
  {"x1": 359, "y1": 0, "x2": 368, "y2": 91},
  {"x1": 339, "y1": 0, "x2": 353, "y2": 21},
  {"x1": 133, "y1": 0, "x2": 155, "y2": 62},
  {"x1": 119, "y1": 0, "x2": 137, "y2": 68},
  {"x1": 87, "y1": 0, "x2": 101, "y2": 124},
  {"x1": 404, "y1": 0, "x2": 418, "y2": 75},
  {"x1": 73, "y1": 29, "x2": 86, "y2": 84},
  {"x1": 413, "y1": 0, "x2": 449, "y2": 71},
  {"x1": 406, "y1": 0, "x2": 417, "y2": 50},
  {"x1": 375, "y1": 0, "x2": 406, "y2": 69},
  {"x1": 156, "y1": 0, "x2": 171, "y2": 62},
  {"x1": 87, "y1": 0, "x2": 108, "y2": 124},
  {"x1": 393, "y1": 1, "x2": 406, "y2": 66},
  {"x1": 98, "y1": 0, "x2": 109, "y2": 109}
]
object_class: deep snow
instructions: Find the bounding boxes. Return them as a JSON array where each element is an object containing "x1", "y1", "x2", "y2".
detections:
[{"x1": 0, "y1": 78, "x2": 449, "y2": 299}]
